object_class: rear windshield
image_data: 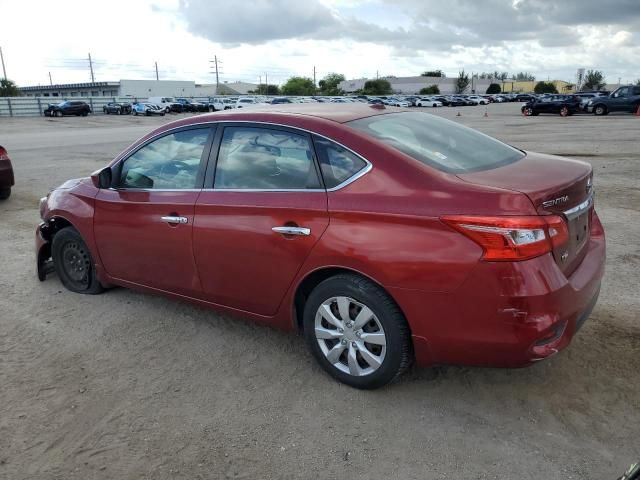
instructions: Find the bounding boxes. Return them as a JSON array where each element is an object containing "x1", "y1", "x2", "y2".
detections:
[{"x1": 347, "y1": 112, "x2": 524, "y2": 173}]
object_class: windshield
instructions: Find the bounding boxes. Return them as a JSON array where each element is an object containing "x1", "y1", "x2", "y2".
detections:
[{"x1": 347, "y1": 112, "x2": 525, "y2": 173}]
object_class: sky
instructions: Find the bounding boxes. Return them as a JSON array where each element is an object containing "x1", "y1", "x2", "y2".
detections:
[{"x1": 1, "y1": 0, "x2": 638, "y2": 87}]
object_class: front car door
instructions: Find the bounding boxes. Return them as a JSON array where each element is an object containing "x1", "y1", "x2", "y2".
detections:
[
  {"x1": 609, "y1": 87, "x2": 630, "y2": 112},
  {"x1": 94, "y1": 126, "x2": 215, "y2": 296},
  {"x1": 193, "y1": 124, "x2": 329, "y2": 316}
]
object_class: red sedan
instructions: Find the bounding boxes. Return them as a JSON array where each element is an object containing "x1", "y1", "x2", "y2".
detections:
[
  {"x1": 0, "y1": 145, "x2": 14, "y2": 200},
  {"x1": 36, "y1": 105, "x2": 605, "y2": 389}
]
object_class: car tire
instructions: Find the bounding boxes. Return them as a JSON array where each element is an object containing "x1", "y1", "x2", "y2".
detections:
[
  {"x1": 52, "y1": 227, "x2": 104, "y2": 295},
  {"x1": 594, "y1": 105, "x2": 607, "y2": 116},
  {"x1": 560, "y1": 106, "x2": 570, "y2": 117},
  {"x1": 56, "y1": 110, "x2": 63, "y2": 117},
  {"x1": 0, "y1": 187, "x2": 11, "y2": 200},
  {"x1": 303, "y1": 273, "x2": 413, "y2": 389},
  {"x1": 523, "y1": 106, "x2": 534, "y2": 116}
]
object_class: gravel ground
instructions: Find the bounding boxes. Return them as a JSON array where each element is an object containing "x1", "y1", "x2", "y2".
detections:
[{"x1": 1, "y1": 104, "x2": 638, "y2": 479}]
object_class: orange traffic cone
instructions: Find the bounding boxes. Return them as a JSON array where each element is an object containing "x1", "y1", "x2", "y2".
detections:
[{"x1": 635, "y1": 104, "x2": 640, "y2": 116}]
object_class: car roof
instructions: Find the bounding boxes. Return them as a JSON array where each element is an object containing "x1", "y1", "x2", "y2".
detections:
[{"x1": 171, "y1": 104, "x2": 403, "y2": 128}]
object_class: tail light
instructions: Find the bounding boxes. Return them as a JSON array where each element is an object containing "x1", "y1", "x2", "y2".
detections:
[{"x1": 441, "y1": 215, "x2": 569, "y2": 261}]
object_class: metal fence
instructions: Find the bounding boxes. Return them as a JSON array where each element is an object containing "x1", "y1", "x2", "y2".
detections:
[{"x1": 0, "y1": 96, "x2": 211, "y2": 117}]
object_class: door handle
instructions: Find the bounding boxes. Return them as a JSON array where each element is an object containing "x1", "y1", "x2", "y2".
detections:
[
  {"x1": 272, "y1": 226, "x2": 311, "y2": 236},
  {"x1": 161, "y1": 215, "x2": 188, "y2": 224}
]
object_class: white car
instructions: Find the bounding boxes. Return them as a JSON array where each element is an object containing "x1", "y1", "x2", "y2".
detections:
[
  {"x1": 147, "y1": 96, "x2": 181, "y2": 113},
  {"x1": 466, "y1": 95, "x2": 489, "y2": 105},
  {"x1": 415, "y1": 97, "x2": 443, "y2": 107},
  {"x1": 207, "y1": 97, "x2": 225, "y2": 111},
  {"x1": 386, "y1": 98, "x2": 410, "y2": 107}
]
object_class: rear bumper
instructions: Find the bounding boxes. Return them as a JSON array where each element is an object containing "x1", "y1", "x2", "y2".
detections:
[{"x1": 396, "y1": 210, "x2": 606, "y2": 367}]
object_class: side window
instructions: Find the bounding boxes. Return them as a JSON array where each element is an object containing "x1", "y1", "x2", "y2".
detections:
[
  {"x1": 313, "y1": 136, "x2": 368, "y2": 189},
  {"x1": 214, "y1": 127, "x2": 321, "y2": 190},
  {"x1": 615, "y1": 87, "x2": 629, "y2": 98},
  {"x1": 119, "y1": 128, "x2": 210, "y2": 189}
]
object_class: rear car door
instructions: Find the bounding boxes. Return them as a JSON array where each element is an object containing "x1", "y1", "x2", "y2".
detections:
[
  {"x1": 193, "y1": 123, "x2": 329, "y2": 316},
  {"x1": 94, "y1": 126, "x2": 215, "y2": 296}
]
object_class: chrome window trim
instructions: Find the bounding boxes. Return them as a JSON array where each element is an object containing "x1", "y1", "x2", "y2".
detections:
[
  {"x1": 114, "y1": 119, "x2": 373, "y2": 193},
  {"x1": 563, "y1": 194, "x2": 593, "y2": 220}
]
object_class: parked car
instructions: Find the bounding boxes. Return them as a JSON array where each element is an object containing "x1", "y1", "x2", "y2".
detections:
[
  {"x1": 36, "y1": 105, "x2": 605, "y2": 389},
  {"x1": 44, "y1": 101, "x2": 91, "y2": 117},
  {"x1": 235, "y1": 97, "x2": 259, "y2": 108},
  {"x1": 466, "y1": 95, "x2": 489, "y2": 105},
  {"x1": 148, "y1": 97, "x2": 183, "y2": 113},
  {"x1": 131, "y1": 102, "x2": 166, "y2": 116},
  {"x1": 269, "y1": 97, "x2": 292, "y2": 104},
  {"x1": 515, "y1": 94, "x2": 536, "y2": 102},
  {"x1": 0, "y1": 145, "x2": 14, "y2": 200},
  {"x1": 415, "y1": 97, "x2": 443, "y2": 107},
  {"x1": 103, "y1": 102, "x2": 132, "y2": 115},
  {"x1": 206, "y1": 98, "x2": 225, "y2": 112},
  {"x1": 385, "y1": 98, "x2": 410, "y2": 107},
  {"x1": 586, "y1": 85, "x2": 640, "y2": 115},
  {"x1": 521, "y1": 95, "x2": 582, "y2": 116},
  {"x1": 176, "y1": 98, "x2": 208, "y2": 113}
]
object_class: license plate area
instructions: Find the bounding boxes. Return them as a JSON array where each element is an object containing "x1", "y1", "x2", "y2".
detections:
[{"x1": 570, "y1": 210, "x2": 590, "y2": 252}]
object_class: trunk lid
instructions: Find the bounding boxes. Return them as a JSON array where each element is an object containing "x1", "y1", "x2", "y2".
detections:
[{"x1": 457, "y1": 151, "x2": 593, "y2": 275}]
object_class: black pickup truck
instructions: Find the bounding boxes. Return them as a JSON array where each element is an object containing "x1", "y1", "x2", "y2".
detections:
[{"x1": 586, "y1": 85, "x2": 640, "y2": 115}]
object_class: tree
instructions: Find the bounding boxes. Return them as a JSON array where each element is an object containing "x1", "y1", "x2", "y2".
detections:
[
  {"x1": 0, "y1": 79, "x2": 20, "y2": 97},
  {"x1": 582, "y1": 70, "x2": 606, "y2": 91},
  {"x1": 421, "y1": 70, "x2": 445, "y2": 77},
  {"x1": 318, "y1": 73, "x2": 345, "y2": 96},
  {"x1": 635, "y1": 79, "x2": 640, "y2": 86},
  {"x1": 455, "y1": 70, "x2": 470, "y2": 94},
  {"x1": 534, "y1": 81, "x2": 558, "y2": 94},
  {"x1": 281, "y1": 76, "x2": 316, "y2": 96},
  {"x1": 486, "y1": 83, "x2": 501, "y2": 94},
  {"x1": 514, "y1": 72, "x2": 536, "y2": 81},
  {"x1": 362, "y1": 79, "x2": 392, "y2": 95},
  {"x1": 419, "y1": 85, "x2": 440, "y2": 95},
  {"x1": 252, "y1": 84, "x2": 280, "y2": 95}
]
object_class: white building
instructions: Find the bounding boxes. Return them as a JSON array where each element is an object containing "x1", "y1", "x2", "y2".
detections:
[{"x1": 20, "y1": 79, "x2": 258, "y2": 98}]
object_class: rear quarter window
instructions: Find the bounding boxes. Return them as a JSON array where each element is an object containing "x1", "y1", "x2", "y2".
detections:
[{"x1": 347, "y1": 112, "x2": 524, "y2": 174}]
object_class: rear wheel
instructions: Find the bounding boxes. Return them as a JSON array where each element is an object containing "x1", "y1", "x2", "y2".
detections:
[
  {"x1": 523, "y1": 106, "x2": 534, "y2": 116},
  {"x1": 52, "y1": 227, "x2": 103, "y2": 294},
  {"x1": 560, "y1": 106, "x2": 570, "y2": 117},
  {"x1": 594, "y1": 104, "x2": 607, "y2": 116},
  {"x1": 0, "y1": 187, "x2": 11, "y2": 200},
  {"x1": 56, "y1": 110, "x2": 63, "y2": 117},
  {"x1": 303, "y1": 274, "x2": 412, "y2": 389}
]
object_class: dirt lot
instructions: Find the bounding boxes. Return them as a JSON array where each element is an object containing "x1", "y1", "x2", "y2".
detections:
[{"x1": 1, "y1": 104, "x2": 638, "y2": 479}]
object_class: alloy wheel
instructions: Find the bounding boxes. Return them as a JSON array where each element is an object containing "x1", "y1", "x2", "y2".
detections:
[{"x1": 314, "y1": 296, "x2": 386, "y2": 376}]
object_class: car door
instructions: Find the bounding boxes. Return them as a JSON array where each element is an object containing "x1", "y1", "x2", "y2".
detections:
[
  {"x1": 193, "y1": 124, "x2": 329, "y2": 316},
  {"x1": 609, "y1": 87, "x2": 630, "y2": 112},
  {"x1": 94, "y1": 126, "x2": 215, "y2": 296}
]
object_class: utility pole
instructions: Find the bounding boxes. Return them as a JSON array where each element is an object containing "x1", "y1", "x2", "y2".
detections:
[
  {"x1": 209, "y1": 56, "x2": 223, "y2": 93},
  {"x1": 155, "y1": 62, "x2": 159, "y2": 81},
  {"x1": 49, "y1": 72, "x2": 53, "y2": 86},
  {"x1": 265, "y1": 72, "x2": 268, "y2": 89},
  {"x1": 0, "y1": 46, "x2": 7, "y2": 80},
  {"x1": 376, "y1": 70, "x2": 379, "y2": 80},
  {"x1": 88, "y1": 52, "x2": 95, "y2": 83},
  {"x1": 313, "y1": 66, "x2": 316, "y2": 90}
]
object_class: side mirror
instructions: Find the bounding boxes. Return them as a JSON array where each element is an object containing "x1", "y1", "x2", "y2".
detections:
[{"x1": 91, "y1": 167, "x2": 113, "y2": 189}]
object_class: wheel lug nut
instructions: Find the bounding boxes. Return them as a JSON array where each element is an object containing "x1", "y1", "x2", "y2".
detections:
[
  {"x1": 351, "y1": 342, "x2": 357, "y2": 348},
  {"x1": 355, "y1": 331, "x2": 361, "y2": 337},
  {"x1": 338, "y1": 328, "x2": 344, "y2": 333},
  {"x1": 341, "y1": 339, "x2": 347, "y2": 345},
  {"x1": 346, "y1": 322, "x2": 352, "y2": 328}
]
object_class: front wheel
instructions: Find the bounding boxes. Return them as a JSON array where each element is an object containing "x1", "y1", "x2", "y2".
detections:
[
  {"x1": 523, "y1": 106, "x2": 534, "y2": 116},
  {"x1": 560, "y1": 106, "x2": 570, "y2": 117},
  {"x1": 594, "y1": 105, "x2": 607, "y2": 116},
  {"x1": 303, "y1": 274, "x2": 412, "y2": 389},
  {"x1": 52, "y1": 227, "x2": 104, "y2": 294}
]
